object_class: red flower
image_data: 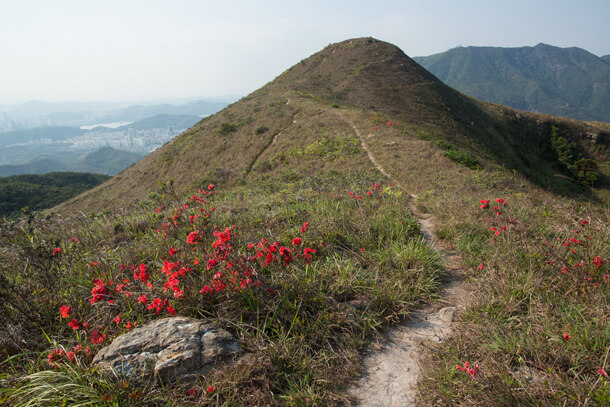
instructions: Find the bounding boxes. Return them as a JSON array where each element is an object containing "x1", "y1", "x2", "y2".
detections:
[
  {"x1": 456, "y1": 361, "x2": 479, "y2": 377},
  {"x1": 187, "y1": 231, "x2": 201, "y2": 245},
  {"x1": 90, "y1": 330, "x2": 105, "y2": 344},
  {"x1": 68, "y1": 319, "x2": 80, "y2": 330},
  {"x1": 562, "y1": 334, "x2": 572, "y2": 341},
  {"x1": 477, "y1": 264, "x2": 484, "y2": 270},
  {"x1": 599, "y1": 366, "x2": 610, "y2": 379},
  {"x1": 133, "y1": 263, "x2": 150, "y2": 283},
  {"x1": 90, "y1": 279, "x2": 109, "y2": 304},
  {"x1": 291, "y1": 237, "x2": 302, "y2": 246},
  {"x1": 72, "y1": 237, "x2": 78, "y2": 244},
  {"x1": 206, "y1": 385, "x2": 216, "y2": 393},
  {"x1": 138, "y1": 294, "x2": 149, "y2": 305},
  {"x1": 168, "y1": 247, "x2": 177, "y2": 256},
  {"x1": 52, "y1": 247, "x2": 62, "y2": 256},
  {"x1": 166, "y1": 304, "x2": 176, "y2": 316},
  {"x1": 299, "y1": 222, "x2": 309, "y2": 233},
  {"x1": 60, "y1": 305, "x2": 72, "y2": 319},
  {"x1": 113, "y1": 314, "x2": 122, "y2": 324},
  {"x1": 208, "y1": 184, "x2": 215, "y2": 191}
]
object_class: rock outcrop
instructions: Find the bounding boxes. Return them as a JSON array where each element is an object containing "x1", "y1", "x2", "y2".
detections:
[{"x1": 92, "y1": 317, "x2": 241, "y2": 383}]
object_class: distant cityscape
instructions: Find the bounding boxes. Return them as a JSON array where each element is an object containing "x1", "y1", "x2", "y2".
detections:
[{"x1": 8, "y1": 126, "x2": 185, "y2": 155}]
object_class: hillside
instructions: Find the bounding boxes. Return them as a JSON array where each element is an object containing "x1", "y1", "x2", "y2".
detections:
[
  {"x1": 0, "y1": 172, "x2": 110, "y2": 218},
  {"x1": 56, "y1": 38, "x2": 610, "y2": 214},
  {"x1": 2, "y1": 38, "x2": 608, "y2": 406},
  {"x1": 413, "y1": 43, "x2": 610, "y2": 122}
]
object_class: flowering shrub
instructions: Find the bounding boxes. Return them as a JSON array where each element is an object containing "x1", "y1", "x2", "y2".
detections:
[{"x1": 51, "y1": 186, "x2": 318, "y2": 363}]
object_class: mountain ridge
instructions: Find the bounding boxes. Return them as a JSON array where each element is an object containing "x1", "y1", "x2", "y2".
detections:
[{"x1": 414, "y1": 43, "x2": 610, "y2": 122}]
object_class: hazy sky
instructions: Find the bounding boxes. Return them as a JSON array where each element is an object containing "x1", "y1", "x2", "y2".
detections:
[{"x1": 1, "y1": 0, "x2": 609, "y2": 104}]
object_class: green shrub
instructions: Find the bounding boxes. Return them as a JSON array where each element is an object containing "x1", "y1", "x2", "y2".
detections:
[
  {"x1": 443, "y1": 149, "x2": 481, "y2": 170},
  {"x1": 416, "y1": 131, "x2": 430, "y2": 140},
  {"x1": 255, "y1": 125, "x2": 268, "y2": 135},
  {"x1": 436, "y1": 140, "x2": 481, "y2": 169},
  {"x1": 219, "y1": 122, "x2": 238, "y2": 135},
  {"x1": 436, "y1": 140, "x2": 454, "y2": 150}
]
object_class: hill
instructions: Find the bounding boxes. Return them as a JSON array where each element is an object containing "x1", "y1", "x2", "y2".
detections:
[
  {"x1": 0, "y1": 172, "x2": 110, "y2": 218},
  {"x1": 71, "y1": 147, "x2": 143, "y2": 175},
  {"x1": 2, "y1": 38, "x2": 608, "y2": 406},
  {"x1": 0, "y1": 147, "x2": 142, "y2": 176},
  {"x1": 414, "y1": 43, "x2": 610, "y2": 122},
  {"x1": 0, "y1": 158, "x2": 69, "y2": 177},
  {"x1": 56, "y1": 38, "x2": 610, "y2": 214},
  {"x1": 602, "y1": 55, "x2": 610, "y2": 64}
]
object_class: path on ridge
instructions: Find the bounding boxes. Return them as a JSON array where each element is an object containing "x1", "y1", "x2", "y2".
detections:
[{"x1": 336, "y1": 112, "x2": 472, "y2": 406}]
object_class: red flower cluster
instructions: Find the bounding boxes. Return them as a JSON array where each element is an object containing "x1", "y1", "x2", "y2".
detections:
[
  {"x1": 456, "y1": 361, "x2": 479, "y2": 377},
  {"x1": 90, "y1": 279, "x2": 109, "y2": 304},
  {"x1": 60, "y1": 305, "x2": 72, "y2": 318}
]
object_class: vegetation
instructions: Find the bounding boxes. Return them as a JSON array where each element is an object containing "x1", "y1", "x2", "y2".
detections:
[
  {"x1": 550, "y1": 125, "x2": 601, "y2": 186},
  {"x1": 436, "y1": 140, "x2": 481, "y2": 170},
  {"x1": 0, "y1": 172, "x2": 110, "y2": 218}
]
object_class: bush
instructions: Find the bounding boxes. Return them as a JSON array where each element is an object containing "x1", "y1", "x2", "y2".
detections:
[
  {"x1": 255, "y1": 126, "x2": 268, "y2": 135},
  {"x1": 436, "y1": 140, "x2": 481, "y2": 170},
  {"x1": 219, "y1": 123, "x2": 238, "y2": 135}
]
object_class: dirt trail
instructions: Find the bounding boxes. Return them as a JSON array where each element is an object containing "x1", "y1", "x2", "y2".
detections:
[{"x1": 337, "y1": 112, "x2": 472, "y2": 406}]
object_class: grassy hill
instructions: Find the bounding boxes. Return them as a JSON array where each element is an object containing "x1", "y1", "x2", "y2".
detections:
[
  {"x1": 1, "y1": 38, "x2": 608, "y2": 406},
  {"x1": 56, "y1": 38, "x2": 610, "y2": 214},
  {"x1": 414, "y1": 43, "x2": 610, "y2": 123},
  {"x1": 0, "y1": 172, "x2": 110, "y2": 218}
]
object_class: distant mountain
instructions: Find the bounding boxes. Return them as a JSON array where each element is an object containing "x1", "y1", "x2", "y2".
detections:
[
  {"x1": 0, "y1": 158, "x2": 68, "y2": 177},
  {"x1": 100, "y1": 101, "x2": 225, "y2": 123},
  {"x1": 0, "y1": 126, "x2": 84, "y2": 146},
  {"x1": 72, "y1": 147, "x2": 142, "y2": 175},
  {"x1": 0, "y1": 172, "x2": 110, "y2": 218},
  {"x1": 112, "y1": 114, "x2": 201, "y2": 131},
  {"x1": 0, "y1": 147, "x2": 142, "y2": 176},
  {"x1": 414, "y1": 43, "x2": 610, "y2": 122},
  {"x1": 602, "y1": 55, "x2": 610, "y2": 64},
  {"x1": 0, "y1": 99, "x2": 230, "y2": 132}
]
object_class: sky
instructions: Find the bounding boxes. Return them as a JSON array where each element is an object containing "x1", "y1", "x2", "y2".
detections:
[{"x1": 1, "y1": 0, "x2": 609, "y2": 104}]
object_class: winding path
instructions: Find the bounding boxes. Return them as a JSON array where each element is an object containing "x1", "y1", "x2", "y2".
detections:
[{"x1": 336, "y1": 112, "x2": 471, "y2": 406}]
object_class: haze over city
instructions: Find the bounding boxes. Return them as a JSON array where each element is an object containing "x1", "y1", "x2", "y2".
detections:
[{"x1": 1, "y1": 0, "x2": 609, "y2": 104}]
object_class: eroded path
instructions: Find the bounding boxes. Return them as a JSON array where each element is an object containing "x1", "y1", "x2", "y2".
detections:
[{"x1": 337, "y1": 112, "x2": 472, "y2": 406}]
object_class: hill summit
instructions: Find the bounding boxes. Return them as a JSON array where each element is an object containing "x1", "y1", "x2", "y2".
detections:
[{"x1": 56, "y1": 38, "x2": 609, "y2": 214}]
